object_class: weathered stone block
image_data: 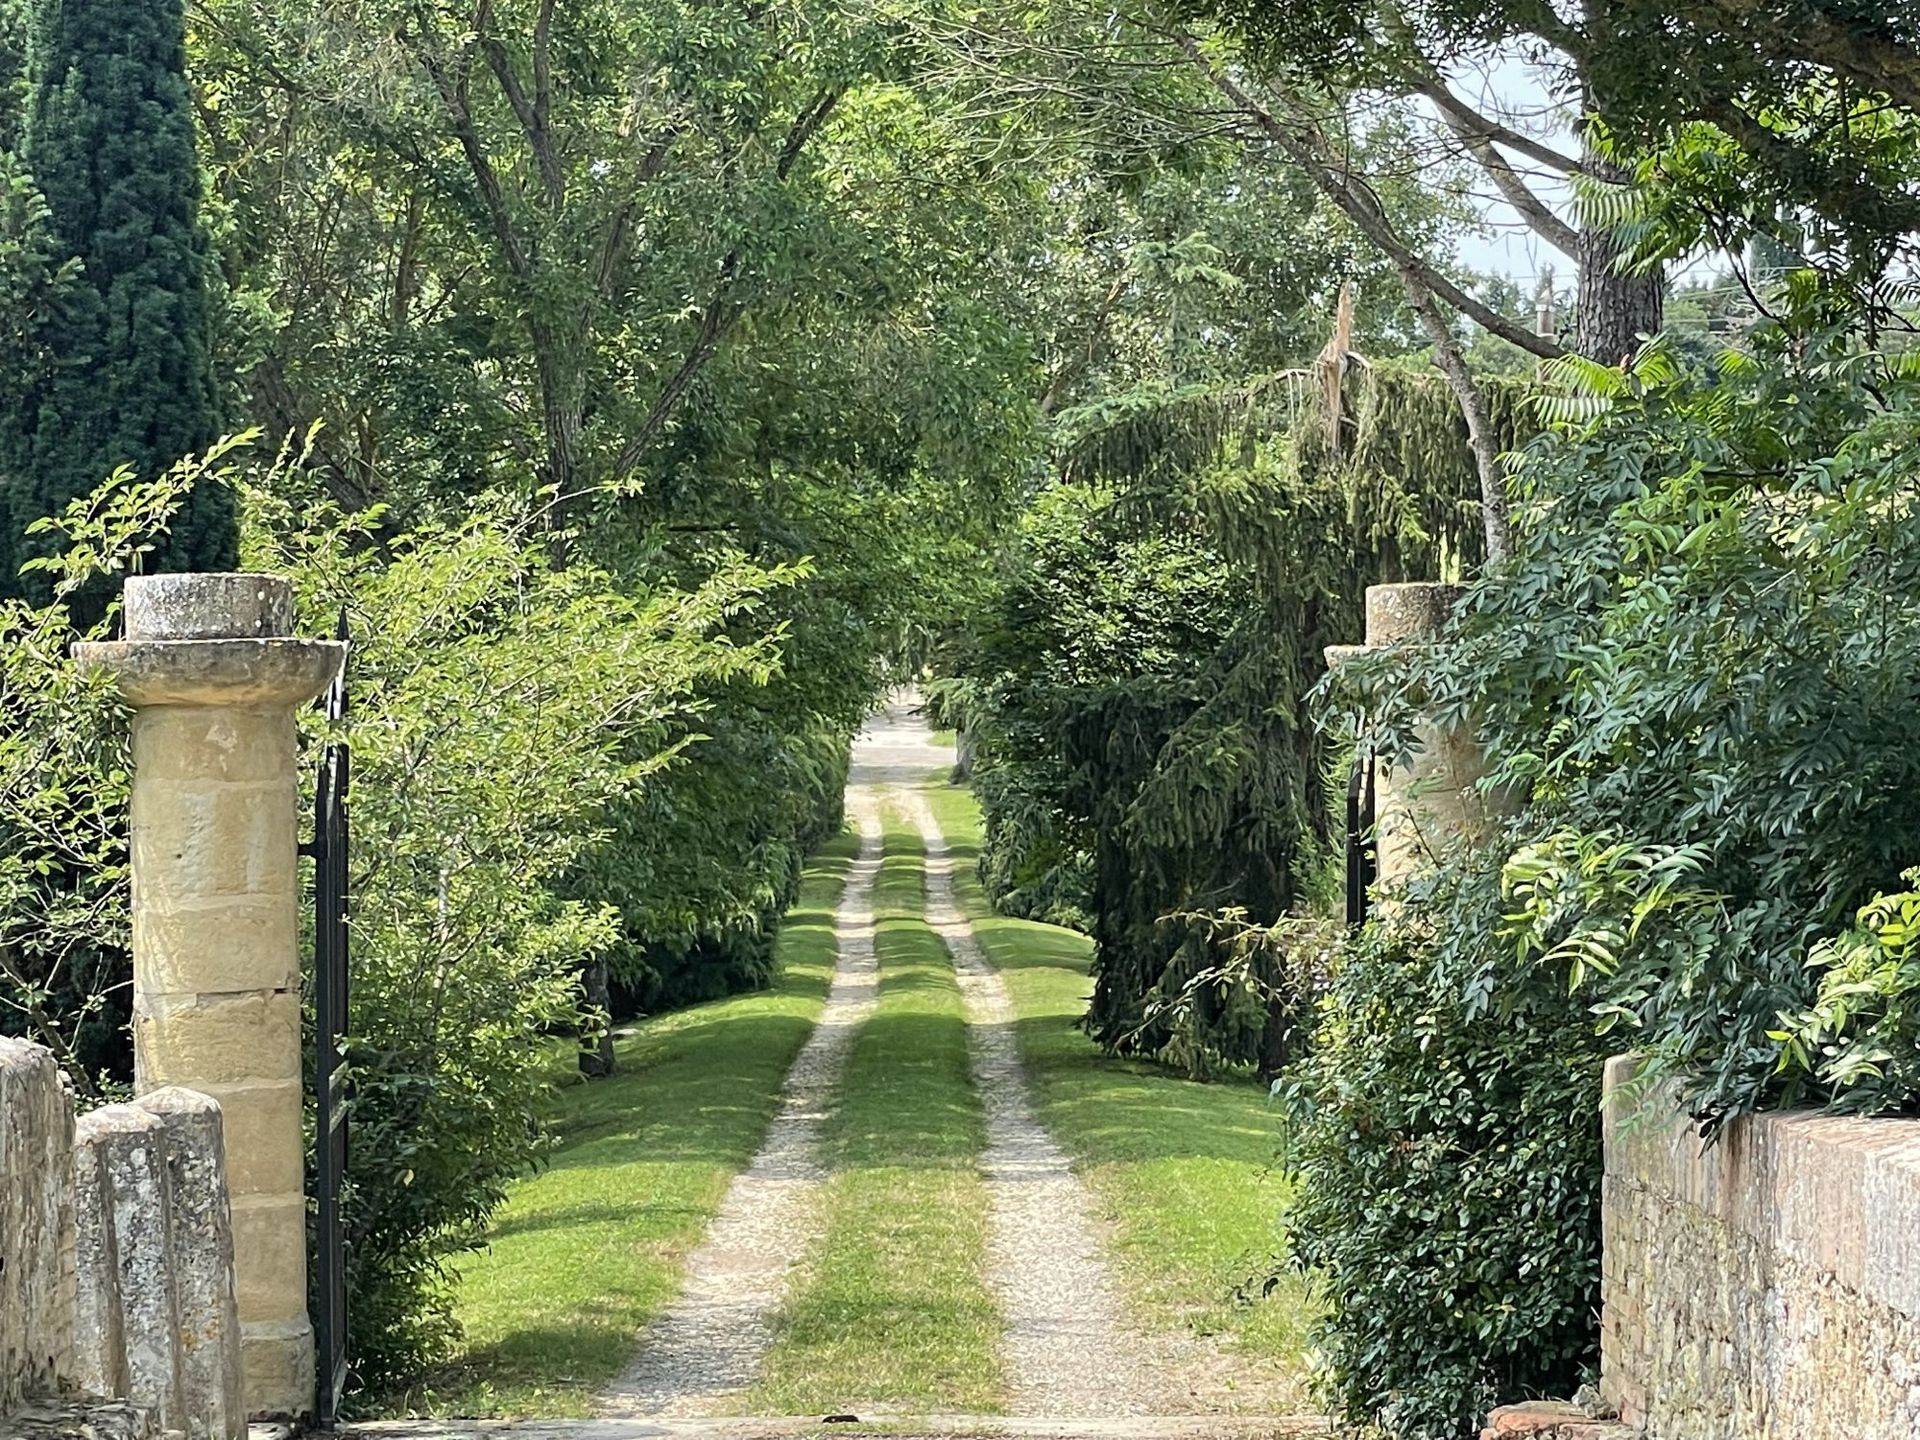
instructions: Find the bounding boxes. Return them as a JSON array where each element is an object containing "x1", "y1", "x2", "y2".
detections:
[
  {"x1": 131, "y1": 903, "x2": 299, "y2": 999},
  {"x1": 134, "y1": 1088, "x2": 244, "y2": 1440},
  {"x1": 190, "y1": 1082, "x2": 304, "y2": 1197},
  {"x1": 123, "y1": 574, "x2": 295, "y2": 643},
  {"x1": 70, "y1": 1124, "x2": 130, "y2": 1401},
  {"x1": 0, "y1": 1036, "x2": 77, "y2": 1414},
  {"x1": 1481, "y1": 1401, "x2": 1631, "y2": 1440},
  {"x1": 132, "y1": 707, "x2": 295, "y2": 786},
  {"x1": 238, "y1": 1319, "x2": 315, "y2": 1422},
  {"x1": 131, "y1": 779, "x2": 296, "y2": 903},
  {"x1": 133, "y1": 993, "x2": 302, "y2": 1090},
  {"x1": 228, "y1": 1196, "x2": 310, "y2": 1322},
  {"x1": 2, "y1": 1399, "x2": 162, "y2": 1439},
  {"x1": 75, "y1": 1104, "x2": 185, "y2": 1430},
  {"x1": 1366, "y1": 580, "x2": 1466, "y2": 646}
]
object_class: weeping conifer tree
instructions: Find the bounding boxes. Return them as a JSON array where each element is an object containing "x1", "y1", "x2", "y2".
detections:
[
  {"x1": 0, "y1": 0, "x2": 234, "y2": 597},
  {"x1": 957, "y1": 367, "x2": 1534, "y2": 1077}
]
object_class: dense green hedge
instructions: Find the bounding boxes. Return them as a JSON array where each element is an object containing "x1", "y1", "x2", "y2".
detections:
[
  {"x1": 952, "y1": 369, "x2": 1524, "y2": 1075},
  {"x1": 1292, "y1": 327, "x2": 1920, "y2": 1437},
  {"x1": 1284, "y1": 853, "x2": 1605, "y2": 1438},
  {"x1": 597, "y1": 717, "x2": 852, "y2": 1018}
]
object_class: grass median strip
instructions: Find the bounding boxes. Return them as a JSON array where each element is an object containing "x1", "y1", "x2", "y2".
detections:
[
  {"x1": 395, "y1": 831, "x2": 859, "y2": 1419},
  {"x1": 748, "y1": 804, "x2": 1001, "y2": 1416},
  {"x1": 921, "y1": 779, "x2": 1317, "y2": 1407}
]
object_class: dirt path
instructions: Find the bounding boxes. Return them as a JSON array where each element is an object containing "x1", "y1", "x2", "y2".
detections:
[
  {"x1": 598, "y1": 701, "x2": 957, "y2": 1417},
  {"x1": 598, "y1": 698, "x2": 1253, "y2": 1422},
  {"x1": 896, "y1": 783, "x2": 1196, "y2": 1417},
  {"x1": 597, "y1": 796, "x2": 884, "y2": 1417}
]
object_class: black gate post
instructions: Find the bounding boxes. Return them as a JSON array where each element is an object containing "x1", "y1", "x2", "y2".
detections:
[
  {"x1": 305, "y1": 610, "x2": 352, "y2": 1427},
  {"x1": 1344, "y1": 745, "x2": 1377, "y2": 928}
]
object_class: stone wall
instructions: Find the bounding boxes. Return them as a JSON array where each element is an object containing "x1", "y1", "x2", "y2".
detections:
[
  {"x1": 0, "y1": 1037, "x2": 245, "y2": 1439},
  {"x1": 1601, "y1": 1055, "x2": 1920, "y2": 1439},
  {"x1": 0, "y1": 1038, "x2": 76, "y2": 1415}
]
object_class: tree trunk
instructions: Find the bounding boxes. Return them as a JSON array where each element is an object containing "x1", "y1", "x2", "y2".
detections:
[
  {"x1": 1576, "y1": 7, "x2": 1664, "y2": 365},
  {"x1": 1575, "y1": 208, "x2": 1663, "y2": 365},
  {"x1": 1394, "y1": 265, "x2": 1512, "y2": 562},
  {"x1": 579, "y1": 958, "x2": 616, "y2": 1078}
]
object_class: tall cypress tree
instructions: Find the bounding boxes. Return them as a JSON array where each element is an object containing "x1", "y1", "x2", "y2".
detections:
[{"x1": 0, "y1": 0, "x2": 234, "y2": 597}]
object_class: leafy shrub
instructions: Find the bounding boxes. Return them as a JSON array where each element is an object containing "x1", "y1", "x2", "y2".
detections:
[
  {"x1": 1283, "y1": 852, "x2": 1607, "y2": 1439},
  {"x1": 591, "y1": 713, "x2": 851, "y2": 1018},
  {"x1": 246, "y1": 477, "x2": 791, "y2": 1389},
  {"x1": 0, "y1": 451, "x2": 237, "y2": 1090},
  {"x1": 1295, "y1": 324, "x2": 1920, "y2": 1436},
  {"x1": 953, "y1": 369, "x2": 1513, "y2": 1073},
  {"x1": 1778, "y1": 875, "x2": 1920, "y2": 1113},
  {"x1": 6, "y1": 439, "x2": 864, "y2": 1389},
  {"x1": 1388, "y1": 333, "x2": 1920, "y2": 1123}
]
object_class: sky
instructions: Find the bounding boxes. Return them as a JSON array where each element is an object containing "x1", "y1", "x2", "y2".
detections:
[
  {"x1": 1434, "y1": 52, "x2": 1577, "y2": 287},
  {"x1": 1436, "y1": 52, "x2": 1728, "y2": 290}
]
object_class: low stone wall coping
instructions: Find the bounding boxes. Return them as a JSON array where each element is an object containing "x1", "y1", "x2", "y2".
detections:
[
  {"x1": 1603, "y1": 1054, "x2": 1920, "y2": 1323},
  {"x1": 1602, "y1": 1053, "x2": 1920, "y2": 1438}
]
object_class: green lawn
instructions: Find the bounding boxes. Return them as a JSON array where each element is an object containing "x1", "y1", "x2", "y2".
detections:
[
  {"x1": 920, "y1": 780, "x2": 1317, "y2": 1408},
  {"x1": 395, "y1": 831, "x2": 859, "y2": 1419},
  {"x1": 749, "y1": 808, "x2": 1000, "y2": 1415},
  {"x1": 397, "y1": 780, "x2": 1312, "y2": 1421}
]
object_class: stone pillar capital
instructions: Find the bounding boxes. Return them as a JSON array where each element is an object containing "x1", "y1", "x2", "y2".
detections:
[
  {"x1": 1334, "y1": 580, "x2": 1495, "y2": 888},
  {"x1": 82, "y1": 571, "x2": 328, "y2": 1419},
  {"x1": 75, "y1": 574, "x2": 341, "y2": 709},
  {"x1": 1364, "y1": 581, "x2": 1466, "y2": 648}
]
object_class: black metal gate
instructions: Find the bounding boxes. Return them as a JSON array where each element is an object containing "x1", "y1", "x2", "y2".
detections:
[
  {"x1": 1345, "y1": 746, "x2": 1377, "y2": 928},
  {"x1": 304, "y1": 611, "x2": 352, "y2": 1428}
]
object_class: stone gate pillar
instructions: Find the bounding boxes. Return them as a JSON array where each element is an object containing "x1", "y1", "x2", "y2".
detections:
[
  {"x1": 77, "y1": 574, "x2": 344, "y2": 1420},
  {"x1": 1328, "y1": 582, "x2": 1499, "y2": 888}
]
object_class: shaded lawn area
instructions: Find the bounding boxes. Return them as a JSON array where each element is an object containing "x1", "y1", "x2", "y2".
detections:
[
  {"x1": 748, "y1": 807, "x2": 1000, "y2": 1416},
  {"x1": 920, "y1": 780, "x2": 1317, "y2": 1405},
  {"x1": 392, "y1": 831, "x2": 859, "y2": 1419}
]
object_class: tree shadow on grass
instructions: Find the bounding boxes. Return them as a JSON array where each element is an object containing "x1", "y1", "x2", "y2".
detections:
[
  {"x1": 538, "y1": 1010, "x2": 821, "y2": 1169},
  {"x1": 482, "y1": 1198, "x2": 711, "y2": 1243}
]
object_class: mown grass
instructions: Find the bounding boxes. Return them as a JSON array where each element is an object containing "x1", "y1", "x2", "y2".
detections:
[
  {"x1": 391, "y1": 831, "x2": 860, "y2": 1419},
  {"x1": 748, "y1": 808, "x2": 1000, "y2": 1416},
  {"x1": 920, "y1": 780, "x2": 1317, "y2": 1407}
]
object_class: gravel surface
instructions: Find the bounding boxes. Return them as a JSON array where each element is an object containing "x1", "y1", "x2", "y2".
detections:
[
  {"x1": 592, "y1": 698, "x2": 1289, "y2": 1424},
  {"x1": 896, "y1": 785, "x2": 1190, "y2": 1418},
  {"x1": 597, "y1": 787, "x2": 885, "y2": 1417},
  {"x1": 354, "y1": 1416, "x2": 1329, "y2": 1439}
]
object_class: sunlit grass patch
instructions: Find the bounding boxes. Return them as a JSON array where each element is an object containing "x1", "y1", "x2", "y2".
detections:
[
  {"x1": 390, "y1": 832, "x2": 859, "y2": 1419},
  {"x1": 748, "y1": 809, "x2": 1000, "y2": 1416}
]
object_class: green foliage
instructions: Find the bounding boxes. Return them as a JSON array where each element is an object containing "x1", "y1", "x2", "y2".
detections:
[
  {"x1": 958, "y1": 363, "x2": 1515, "y2": 1075},
  {"x1": 1, "y1": 0, "x2": 234, "y2": 597},
  {"x1": 1187, "y1": 0, "x2": 1920, "y2": 288},
  {"x1": 1296, "y1": 320, "x2": 1920, "y2": 1437},
  {"x1": 589, "y1": 716, "x2": 850, "y2": 1017},
  {"x1": 1778, "y1": 875, "x2": 1920, "y2": 1113},
  {"x1": 191, "y1": 0, "x2": 1029, "y2": 1080},
  {"x1": 0, "y1": 450, "x2": 244, "y2": 1092},
  {"x1": 1282, "y1": 852, "x2": 1608, "y2": 1439},
  {"x1": 245, "y1": 475, "x2": 792, "y2": 1388},
  {"x1": 1372, "y1": 330, "x2": 1920, "y2": 1123}
]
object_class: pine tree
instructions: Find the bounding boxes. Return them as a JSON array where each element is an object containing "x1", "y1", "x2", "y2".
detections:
[{"x1": 0, "y1": 0, "x2": 234, "y2": 597}]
